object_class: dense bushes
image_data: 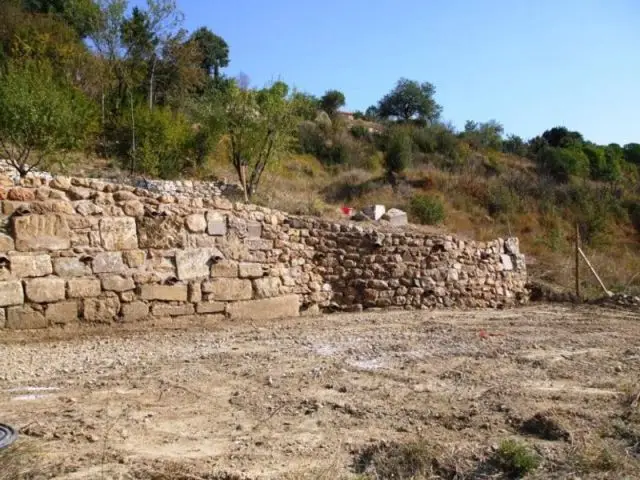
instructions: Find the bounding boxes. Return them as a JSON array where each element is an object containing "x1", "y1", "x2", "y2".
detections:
[
  {"x1": 384, "y1": 130, "x2": 412, "y2": 180},
  {"x1": 409, "y1": 194, "x2": 445, "y2": 225},
  {"x1": 536, "y1": 146, "x2": 589, "y2": 182}
]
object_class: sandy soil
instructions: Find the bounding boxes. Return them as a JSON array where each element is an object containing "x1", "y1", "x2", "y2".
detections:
[{"x1": 1, "y1": 305, "x2": 639, "y2": 479}]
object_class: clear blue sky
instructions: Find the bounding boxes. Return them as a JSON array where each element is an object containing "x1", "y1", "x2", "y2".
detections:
[{"x1": 151, "y1": 0, "x2": 639, "y2": 144}]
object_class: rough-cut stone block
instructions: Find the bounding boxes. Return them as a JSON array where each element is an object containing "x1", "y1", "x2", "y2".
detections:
[
  {"x1": 53, "y1": 257, "x2": 91, "y2": 277},
  {"x1": 245, "y1": 238, "x2": 273, "y2": 251},
  {"x1": 239, "y1": 263, "x2": 263, "y2": 278},
  {"x1": 13, "y1": 214, "x2": 71, "y2": 251},
  {"x1": 93, "y1": 252, "x2": 125, "y2": 274},
  {"x1": 186, "y1": 214, "x2": 207, "y2": 233},
  {"x1": 83, "y1": 296, "x2": 120, "y2": 323},
  {"x1": 246, "y1": 221, "x2": 262, "y2": 238},
  {"x1": 253, "y1": 277, "x2": 282, "y2": 298},
  {"x1": 151, "y1": 303, "x2": 194, "y2": 316},
  {"x1": 362, "y1": 204, "x2": 386, "y2": 221},
  {"x1": 0, "y1": 308, "x2": 5, "y2": 328},
  {"x1": 101, "y1": 275, "x2": 135, "y2": 292},
  {"x1": 196, "y1": 301, "x2": 225, "y2": 313},
  {"x1": 206, "y1": 211, "x2": 226, "y2": 236},
  {"x1": 383, "y1": 208, "x2": 408, "y2": 227},
  {"x1": 67, "y1": 278, "x2": 101, "y2": 298},
  {"x1": 210, "y1": 260, "x2": 238, "y2": 277},
  {"x1": 46, "y1": 301, "x2": 78, "y2": 324},
  {"x1": 137, "y1": 216, "x2": 185, "y2": 249},
  {"x1": 123, "y1": 250, "x2": 146, "y2": 268},
  {"x1": 121, "y1": 301, "x2": 149, "y2": 322},
  {"x1": 99, "y1": 217, "x2": 138, "y2": 250},
  {"x1": 139, "y1": 284, "x2": 188, "y2": 302},
  {"x1": 202, "y1": 278, "x2": 252, "y2": 301},
  {"x1": 501, "y1": 254, "x2": 514, "y2": 271},
  {"x1": 0, "y1": 281, "x2": 24, "y2": 306},
  {"x1": 176, "y1": 248, "x2": 223, "y2": 281},
  {"x1": 188, "y1": 282, "x2": 202, "y2": 303},
  {"x1": 6, "y1": 305, "x2": 47, "y2": 329},
  {"x1": 227, "y1": 295, "x2": 300, "y2": 321},
  {"x1": 0, "y1": 233, "x2": 15, "y2": 251},
  {"x1": 10, "y1": 254, "x2": 52, "y2": 278},
  {"x1": 24, "y1": 277, "x2": 65, "y2": 303}
]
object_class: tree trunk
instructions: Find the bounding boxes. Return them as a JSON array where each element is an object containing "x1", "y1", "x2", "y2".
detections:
[
  {"x1": 130, "y1": 91, "x2": 136, "y2": 175},
  {"x1": 148, "y1": 57, "x2": 157, "y2": 111}
]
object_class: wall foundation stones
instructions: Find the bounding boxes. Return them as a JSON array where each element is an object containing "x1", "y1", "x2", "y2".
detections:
[{"x1": 0, "y1": 173, "x2": 528, "y2": 330}]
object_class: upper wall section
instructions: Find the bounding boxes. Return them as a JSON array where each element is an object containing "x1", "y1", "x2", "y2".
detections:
[{"x1": 0, "y1": 175, "x2": 527, "y2": 330}]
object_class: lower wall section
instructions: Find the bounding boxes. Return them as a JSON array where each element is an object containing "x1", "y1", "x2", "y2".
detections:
[{"x1": 0, "y1": 175, "x2": 528, "y2": 330}]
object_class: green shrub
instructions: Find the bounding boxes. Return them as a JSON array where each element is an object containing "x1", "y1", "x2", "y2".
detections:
[
  {"x1": 384, "y1": 130, "x2": 412, "y2": 180},
  {"x1": 536, "y1": 146, "x2": 589, "y2": 182},
  {"x1": 494, "y1": 439, "x2": 541, "y2": 477},
  {"x1": 349, "y1": 124, "x2": 370, "y2": 140},
  {"x1": 410, "y1": 194, "x2": 445, "y2": 225},
  {"x1": 120, "y1": 107, "x2": 200, "y2": 178}
]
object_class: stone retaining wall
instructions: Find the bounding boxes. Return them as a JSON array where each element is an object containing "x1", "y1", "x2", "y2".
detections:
[{"x1": 0, "y1": 175, "x2": 527, "y2": 330}]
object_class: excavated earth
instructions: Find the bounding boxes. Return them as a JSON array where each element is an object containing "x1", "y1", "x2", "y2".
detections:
[{"x1": 1, "y1": 305, "x2": 639, "y2": 479}]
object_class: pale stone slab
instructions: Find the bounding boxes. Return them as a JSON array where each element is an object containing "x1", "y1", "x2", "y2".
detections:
[
  {"x1": 67, "y1": 278, "x2": 101, "y2": 298},
  {"x1": 10, "y1": 254, "x2": 53, "y2": 278},
  {"x1": 201, "y1": 278, "x2": 252, "y2": 301},
  {"x1": 83, "y1": 296, "x2": 120, "y2": 323},
  {"x1": 53, "y1": 257, "x2": 90, "y2": 277},
  {"x1": 121, "y1": 301, "x2": 149, "y2": 322},
  {"x1": 24, "y1": 277, "x2": 66, "y2": 303},
  {"x1": 6, "y1": 305, "x2": 47, "y2": 329},
  {"x1": 0, "y1": 281, "x2": 24, "y2": 306},
  {"x1": 92, "y1": 252, "x2": 125, "y2": 274},
  {"x1": 139, "y1": 284, "x2": 188, "y2": 302},
  {"x1": 46, "y1": 301, "x2": 78, "y2": 324},
  {"x1": 176, "y1": 248, "x2": 223, "y2": 281},
  {"x1": 13, "y1": 214, "x2": 71, "y2": 251},
  {"x1": 226, "y1": 295, "x2": 300, "y2": 321},
  {"x1": 99, "y1": 217, "x2": 138, "y2": 250},
  {"x1": 253, "y1": 277, "x2": 282, "y2": 298}
]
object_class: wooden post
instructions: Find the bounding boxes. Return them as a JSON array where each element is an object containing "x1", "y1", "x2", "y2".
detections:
[
  {"x1": 578, "y1": 247, "x2": 612, "y2": 296},
  {"x1": 575, "y1": 223, "x2": 581, "y2": 300}
]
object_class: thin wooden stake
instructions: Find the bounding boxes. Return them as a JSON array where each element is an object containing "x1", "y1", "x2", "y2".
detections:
[
  {"x1": 578, "y1": 247, "x2": 612, "y2": 296},
  {"x1": 575, "y1": 223, "x2": 581, "y2": 300}
]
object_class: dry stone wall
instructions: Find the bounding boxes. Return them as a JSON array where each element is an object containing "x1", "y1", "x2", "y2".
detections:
[{"x1": 0, "y1": 175, "x2": 527, "y2": 330}]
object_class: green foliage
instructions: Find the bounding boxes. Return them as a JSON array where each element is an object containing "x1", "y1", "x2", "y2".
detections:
[
  {"x1": 384, "y1": 130, "x2": 412, "y2": 178},
  {"x1": 22, "y1": 0, "x2": 101, "y2": 37},
  {"x1": 377, "y1": 78, "x2": 442, "y2": 123},
  {"x1": 623, "y1": 143, "x2": 640, "y2": 165},
  {"x1": 536, "y1": 146, "x2": 589, "y2": 182},
  {"x1": 542, "y1": 126, "x2": 584, "y2": 148},
  {"x1": 502, "y1": 134, "x2": 528, "y2": 156},
  {"x1": 583, "y1": 144, "x2": 621, "y2": 181},
  {"x1": 190, "y1": 26, "x2": 229, "y2": 80},
  {"x1": 462, "y1": 119, "x2": 504, "y2": 150},
  {"x1": 410, "y1": 194, "x2": 445, "y2": 225},
  {"x1": 123, "y1": 106, "x2": 200, "y2": 178},
  {"x1": 350, "y1": 124, "x2": 370, "y2": 140},
  {"x1": 494, "y1": 439, "x2": 540, "y2": 478},
  {"x1": 290, "y1": 91, "x2": 318, "y2": 121},
  {"x1": 319, "y1": 89, "x2": 345, "y2": 117},
  {"x1": 0, "y1": 60, "x2": 97, "y2": 175}
]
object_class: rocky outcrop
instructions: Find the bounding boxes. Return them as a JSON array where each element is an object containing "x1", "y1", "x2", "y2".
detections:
[{"x1": 0, "y1": 173, "x2": 528, "y2": 330}]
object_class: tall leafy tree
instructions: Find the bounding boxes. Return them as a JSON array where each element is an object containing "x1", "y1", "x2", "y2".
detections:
[
  {"x1": 319, "y1": 89, "x2": 345, "y2": 117},
  {"x1": 542, "y1": 126, "x2": 584, "y2": 148},
  {"x1": 378, "y1": 78, "x2": 442, "y2": 123},
  {"x1": 0, "y1": 60, "x2": 97, "y2": 176},
  {"x1": 190, "y1": 26, "x2": 229, "y2": 81},
  {"x1": 22, "y1": 0, "x2": 101, "y2": 37},
  {"x1": 462, "y1": 120, "x2": 504, "y2": 150}
]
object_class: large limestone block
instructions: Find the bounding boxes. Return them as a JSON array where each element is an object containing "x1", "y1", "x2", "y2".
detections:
[
  {"x1": 253, "y1": 277, "x2": 282, "y2": 298},
  {"x1": 67, "y1": 278, "x2": 101, "y2": 298},
  {"x1": 10, "y1": 254, "x2": 53, "y2": 278},
  {"x1": 139, "y1": 284, "x2": 188, "y2": 302},
  {"x1": 362, "y1": 204, "x2": 386, "y2": 221},
  {"x1": 13, "y1": 214, "x2": 71, "y2": 251},
  {"x1": 185, "y1": 214, "x2": 207, "y2": 233},
  {"x1": 46, "y1": 301, "x2": 79, "y2": 324},
  {"x1": 83, "y1": 296, "x2": 120, "y2": 323},
  {"x1": 206, "y1": 211, "x2": 227, "y2": 236},
  {"x1": 202, "y1": 278, "x2": 252, "y2": 301},
  {"x1": 92, "y1": 252, "x2": 125, "y2": 274},
  {"x1": 6, "y1": 305, "x2": 47, "y2": 329},
  {"x1": 176, "y1": 248, "x2": 224, "y2": 281},
  {"x1": 383, "y1": 208, "x2": 408, "y2": 227},
  {"x1": 151, "y1": 303, "x2": 194, "y2": 316},
  {"x1": 121, "y1": 301, "x2": 149, "y2": 322},
  {"x1": 53, "y1": 257, "x2": 91, "y2": 277},
  {"x1": 196, "y1": 301, "x2": 225, "y2": 314},
  {"x1": 24, "y1": 277, "x2": 66, "y2": 303},
  {"x1": 99, "y1": 217, "x2": 138, "y2": 250},
  {"x1": 0, "y1": 281, "x2": 24, "y2": 306},
  {"x1": 226, "y1": 295, "x2": 300, "y2": 321},
  {"x1": 210, "y1": 260, "x2": 238, "y2": 277},
  {"x1": 0, "y1": 234, "x2": 15, "y2": 251},
  {"x1": 137, "y1": 216, "x2": 186, "y2": 249},
  {"x1": 101, "y1": 275, "x2": 135, "y2": 292}
]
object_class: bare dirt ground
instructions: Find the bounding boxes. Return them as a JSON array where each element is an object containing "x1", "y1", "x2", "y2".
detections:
[{"x1": 1, "y1": 305, "x2": 639, "y2": 479}]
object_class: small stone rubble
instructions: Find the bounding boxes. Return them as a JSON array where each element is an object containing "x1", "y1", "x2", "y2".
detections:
[{"x1": 0, "y1": 170, "x2": 528, "y2": 330}]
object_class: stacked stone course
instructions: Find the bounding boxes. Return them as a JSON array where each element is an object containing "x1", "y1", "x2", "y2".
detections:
[{"x1": 0, "y1": 174, "x2": 527, "y2": 330}]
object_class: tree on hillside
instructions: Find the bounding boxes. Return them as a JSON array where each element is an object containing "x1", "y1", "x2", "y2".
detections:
[
  {"x1": 23, "y1": 0, "x2": 101, "y2": 37},
  {"x1": 384, "y1": 129, "x2": 412, "y2": 185},
  {"x1": 536, "y1": 146, "x2": 589, "y2": 183},
  {"x1": 502, "y1": 134, "x2": 528, "y2": 156},
  {"x1": 225, "y1": 81, "x2": 297, "y2": 201},
  {"x1": 0, "y1": 61, "x2": 96, "y2": 176},
  {"x1": 290, "y1": 91, "x2": 319, "y2": 121},
  {"x1": 190, "y1": 26, "x2": 229, "y2": 81},
  {"x1": 542, "y1": 126, "x2": 584, "y2": 148},
  {"x1": 462, "y1": 120, "x2": 504, "y2": 150},
  {"x1": 319, "y1": 90, "x2": 346, "y2": 117},
  {"x1": 377, "y1": 78, "x2": 442, "y2": 123},
  {"x1": 623, "y1": 143, "x2": 640, "y2": 165}
]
